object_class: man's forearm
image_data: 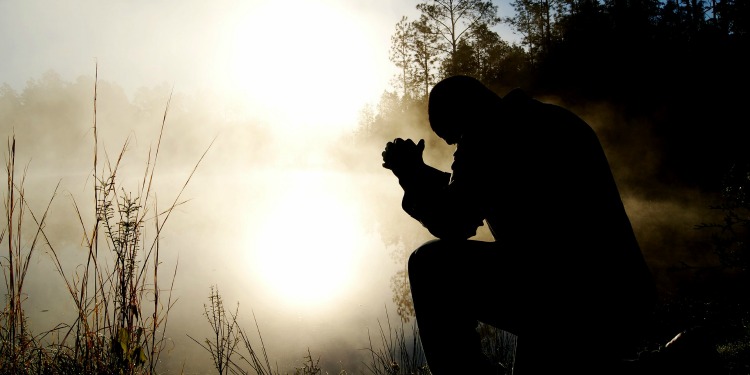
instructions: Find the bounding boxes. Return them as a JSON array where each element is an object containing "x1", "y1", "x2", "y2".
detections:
[
  {"x1": 396, "y1": 162, "x2": 450, "y2": 221},
  {"x1": 398, "y1": 164, "x2": 484, "y2": 240},
  {"x1": 396, "y1": 163, "x2": 451, "y2": 191}
]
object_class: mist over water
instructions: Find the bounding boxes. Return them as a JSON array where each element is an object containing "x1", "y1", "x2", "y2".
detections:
[
  {"x1": 0, "y1": 69, "x2": 725, "y2": 373},
  {"x1": 0, "y1": 72, "x2": 422, "y2": 374}
]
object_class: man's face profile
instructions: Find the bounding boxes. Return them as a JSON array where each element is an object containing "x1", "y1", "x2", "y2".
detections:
[
  {"x1": 429, "y1": 75, "x2": 496, "y2": 145},
  {"x1": 432, "y1": 118, "x2": 462, "y2": 145}
]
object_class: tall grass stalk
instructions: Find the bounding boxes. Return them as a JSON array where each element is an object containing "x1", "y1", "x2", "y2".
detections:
[
  {"x1": 477, "y1": 322, "x2": 516, "y2": 375},
  {"x1": 0, "y1": 135, "x2": 62, "y2": 373},
  {"x1": 363, "y1": 307, "x2": 429, "y2": 375},
  {"x1": 0, "y1": 63, "x2": 212, "y2": 374},
  {"x1": 362, "y1": 310, "x2": 516, "y2": 375}
]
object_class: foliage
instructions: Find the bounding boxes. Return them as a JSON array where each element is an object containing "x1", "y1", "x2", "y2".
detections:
[
  {"x1": 387, "y1": 0, "x2": 523, "y2": 100},
  {"x1": 691, "y1": 161, "x2": 750, "y2": 372},
  {"x1": 380, "y1": 0, "x2": 749, "y2": 108},
  {"x1": 416, "y1": 0, "x2": 501, "y2": 78},
  {"x1": 389, "y1": 267, "x2": 414, "y2": 323},
  {"x1": 630, "y1": 161, "x2": 750, "y2": 374},
  {"x1": 697, "y1": 162, "x2": 750, "y2": 275}
]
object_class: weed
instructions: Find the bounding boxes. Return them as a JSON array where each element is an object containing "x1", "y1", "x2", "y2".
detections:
[
  {"x1": 0, "y1": 63, "x2": 211, "y2": 374},
  {"x1": 189, "y1": 285, "x2": 278, "y2": 375}
]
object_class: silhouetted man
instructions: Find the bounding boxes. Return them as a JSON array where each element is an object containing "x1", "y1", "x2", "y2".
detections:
[{"x1": 382, "y1": 75, "x2": 657, "y2": 375}]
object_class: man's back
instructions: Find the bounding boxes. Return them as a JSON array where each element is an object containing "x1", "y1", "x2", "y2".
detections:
[{"x1": 458, "y1": 88, "x2": 656, "y2": 360}]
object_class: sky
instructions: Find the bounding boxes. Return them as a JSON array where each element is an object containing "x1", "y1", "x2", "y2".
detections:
[
  {"x1": 0, "y1": 0, "x2": 518, "y2": 137},
  {"x1": 0, "y1": 0, "x2": 399, "y2": 136},
  {"x1": 0, "y1": 0, "x2": 522, "y2": 374}
]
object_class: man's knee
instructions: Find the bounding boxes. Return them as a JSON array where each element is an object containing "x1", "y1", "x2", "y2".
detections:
[
  {"x1": 407, "y1": 239, "x2": 455, "y2": 276},
  {"x1": 407, "y1": 240, "x2": 455, "y2": 303}
]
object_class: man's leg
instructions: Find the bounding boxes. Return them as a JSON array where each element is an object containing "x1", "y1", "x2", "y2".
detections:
[{"x1": 408, "y1": 239, "x2": 518, "y2": 375}]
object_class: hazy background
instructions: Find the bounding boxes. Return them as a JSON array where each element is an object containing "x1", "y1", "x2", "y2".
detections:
[{"x1": 0, "y1": 0, "x2": 738, "y2": 373}]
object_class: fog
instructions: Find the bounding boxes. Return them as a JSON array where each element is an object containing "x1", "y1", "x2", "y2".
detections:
[
  {"x1": 0, "y1": 72, "x2": 426, "y2": 373},
  {"x1": 0, "y1": 1, "x2": 729, "y2": 374}
]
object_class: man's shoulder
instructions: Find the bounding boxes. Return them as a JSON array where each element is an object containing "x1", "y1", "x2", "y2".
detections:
[
  {"x1": 502, "y1": 88, "x2": 543, "y2": 113},
  {"x1": 500, "y1": 88, "x2": 594, "y2": 138},
  {"x1": 503, "y1": 87, "x2": 530, "y2": 102}
]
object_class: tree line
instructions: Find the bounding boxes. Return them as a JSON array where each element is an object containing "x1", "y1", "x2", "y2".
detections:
[
  {"x1": 359, "y1": 0, "x2": 750, "y2": 192},
  {"x1": 354, "y1": 1, "x2": 750, "y2": 330}
]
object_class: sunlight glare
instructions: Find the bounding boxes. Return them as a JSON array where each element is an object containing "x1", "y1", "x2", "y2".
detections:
[
  {"x1": 248, "y1": 169, "x2": 364, "y2": 308},
  {"x1": 224, "y1": 0, "x2": 382, "y2": 135}
]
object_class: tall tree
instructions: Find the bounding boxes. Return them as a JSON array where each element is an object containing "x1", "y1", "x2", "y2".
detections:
[
  {"x1": 603, "y1": 0, "x2": 661, "y2": 35},
  {"x1": 411, "y1": 17, "x2": 440, "y2": 99},
  {"x1": 441, "y1": 22, "x2": 529, "y2": 89},
  {"x1": 467, "y1": 23, "x2": 510, "y2": 82},
  {"x1": 506, "y1": 0, "x2": 546, "y2": 65},
  {"x1": 389, "y1": 16, "x2": 417, "y2": 99},
  {"x1": 440, "y1": 38, "x2": 479, "y2": 77},
  {"x1": 510, "y1": 0, "x2": 574, "y2": 60},
  {"x1": 415, "y1": 0, "x2": 501, "y2": 76}
]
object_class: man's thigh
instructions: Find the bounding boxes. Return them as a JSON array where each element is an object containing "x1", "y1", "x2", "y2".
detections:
[{"x1": 409, "y1": 239, "x2": 528, "y2": 332}]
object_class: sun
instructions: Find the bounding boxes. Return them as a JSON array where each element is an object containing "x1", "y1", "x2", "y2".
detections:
[
  {"x1": 246, "y1": 169, "x2": 365, "y2": 308},
  {"x1": 221, "y1": 0, "x2": 385, "y2": 136}
]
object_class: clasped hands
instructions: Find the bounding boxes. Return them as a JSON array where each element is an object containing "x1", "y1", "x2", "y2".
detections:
[{"x1": 382, "y1": 138, "x2": 425, "y2": 178}]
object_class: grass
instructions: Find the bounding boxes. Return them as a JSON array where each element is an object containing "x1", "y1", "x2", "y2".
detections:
[
  {"x1": 362, "y1": 307, "x2": 429, "y2": 375},
  {"x1": 0, "y1": 64, "x2": 211, "y2": 374},
  {"x1": 189, "y1": 287, "x2": 433, "y2": 375},
  {"x1": 188, "y1": 288, "x2": 519, "y2": 375}
]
